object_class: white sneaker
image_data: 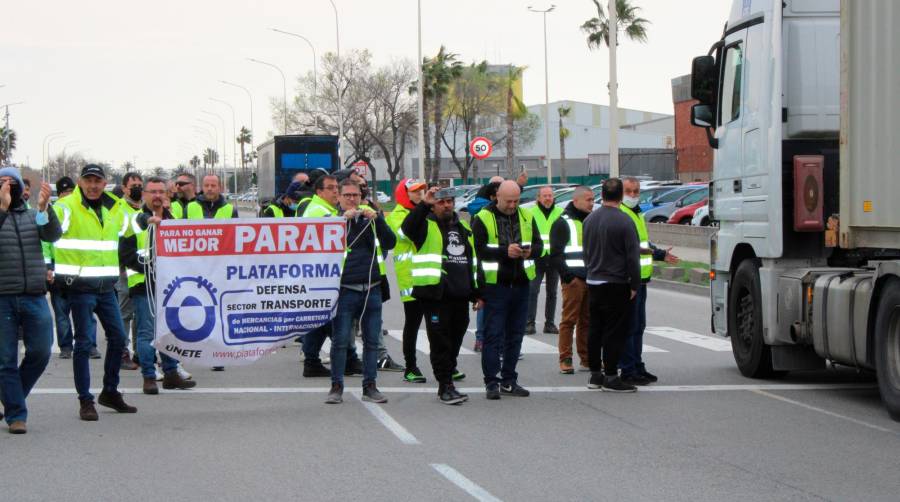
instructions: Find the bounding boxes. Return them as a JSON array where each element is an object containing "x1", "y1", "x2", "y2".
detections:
[
  {"x1": 177, "y1": 364, "x2": 192, "y2": 381},
  {"x1": 155, "y1": 367, "x2": 164, "y2": 381}
]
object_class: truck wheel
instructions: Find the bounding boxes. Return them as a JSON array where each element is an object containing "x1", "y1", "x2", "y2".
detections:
[
  {"x1": 874, "y1": 278, "x2": 900, "y2": 421},
  {"x1": 729, "y1": 260, "x2": 782, "y2": 378}
]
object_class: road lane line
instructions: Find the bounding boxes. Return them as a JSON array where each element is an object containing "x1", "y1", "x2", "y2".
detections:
[
  {"x1": 431, "y1": 464, "x2": 503, "y2": 502},
  {"x1": 645, "y1": 326, "x2": 733, "y2": 351},
  {"x1": 387, "y1": 330, "x2": 476, "y2": 355},
  {"x1": 751, "y1": 390, "x2": 896, "y2": 434},
  {"x1": 350, "y1": 391, "x2": 420, "y2": 445}
]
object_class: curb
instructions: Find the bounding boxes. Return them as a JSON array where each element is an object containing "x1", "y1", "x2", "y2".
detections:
[{"x1": 648, "y1": 279, "x2": 709, "y2": 297}]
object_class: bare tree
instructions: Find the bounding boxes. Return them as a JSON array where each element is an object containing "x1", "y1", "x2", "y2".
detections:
[{"x1": 370, "y1": 61, "x2": 417, "y2": 194}]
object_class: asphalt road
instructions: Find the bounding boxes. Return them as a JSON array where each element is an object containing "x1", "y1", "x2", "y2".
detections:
[{"x1": 4, "y1": 275, "x2": 899, "y2": 501}]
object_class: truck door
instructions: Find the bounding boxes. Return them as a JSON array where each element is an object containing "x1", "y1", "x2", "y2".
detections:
[{"x1": 714, "y1": 34, "x2": 746, "y2": 227}]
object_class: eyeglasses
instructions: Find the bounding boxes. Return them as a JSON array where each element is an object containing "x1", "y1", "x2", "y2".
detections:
[{"x1": 341, "y1": 192, "x2": 361, "y2": 198}]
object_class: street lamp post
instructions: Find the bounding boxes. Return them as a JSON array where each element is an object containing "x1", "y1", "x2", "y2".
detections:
[
  {"x1": 42, "y1": 131, "x2": 64, "y2": 179},
  {"x1": 61, "y1": 140, "x2": 79, "y2": 178},
  {"x1": 201, "y1": 110, "x2": 228, "y2": 187},
  {"x1": 47, "y1": 135, "x2": 66, "y2": 178},
  {"x1": 221, "y1": 80, "x2": 254, "y2": 146},
  {"x1": 416, "y1": 0, "x2": 426, "y2": 181},
  {"x1": 195, "y1": 120, "x2": 219, "y2": 171},
  {"x1": 608, "y1": 0, "x2": 619, "y2": 178},
  {"x1": 270, "y1": 28, "x2": 318, "y2": 100},
  {"x1": 2, "y1": 101, "x2": 25, "y2": 165},
  {"x1": 247, "y1": 58, "x2": 288, "y2": 135},
  {"x1": 528, "y1": 5, "x2": 556, "y2": 183},
  {"x1": 327, "y1": 0, "x2": 345, "y2": 168},
  {"x1": 210, "y1": 98, "x2": 238, "y2": 194}
]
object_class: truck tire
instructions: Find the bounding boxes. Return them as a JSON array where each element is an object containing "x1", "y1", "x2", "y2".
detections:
[
  {"x1": 874, "y1": 278, "x2": 900, "y2": 421},
  {"x1": 729, "y1": 260, "x2": 783, "y2": 378}
]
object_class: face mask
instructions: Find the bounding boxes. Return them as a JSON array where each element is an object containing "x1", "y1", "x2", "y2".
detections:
[
  {"x1": 623, "y1": 195, "x2": 639, "y2": 209},
  {"x1": 8, "y1": 182, "x2": 23, "y2": 207},
  {"x1": 289, "y1": 202, "x2": 299, "y2": 211},
  {"x1": 129, "y1": 186, "x2": 143, "y2": 201}
]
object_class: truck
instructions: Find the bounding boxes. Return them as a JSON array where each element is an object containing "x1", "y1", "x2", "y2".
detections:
[
  {"x1": 256, "y1": 134, "x2": 340, "y2": 201},
  {"x1": 689, "y1": 0, "x2": 900, "y2": 419}
]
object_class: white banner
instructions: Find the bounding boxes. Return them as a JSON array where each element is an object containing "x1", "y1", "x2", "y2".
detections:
[{"x1": 152, "y1": 217, "x2": 345, "y2": 366}]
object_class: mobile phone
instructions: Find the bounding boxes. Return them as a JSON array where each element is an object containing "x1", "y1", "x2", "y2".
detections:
[{"x1": 521, "y1": 243, "x2": 531, "y2": 251}]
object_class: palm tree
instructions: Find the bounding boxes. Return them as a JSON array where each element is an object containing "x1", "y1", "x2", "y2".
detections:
[
  {"x1": 423, "y1": 46, "x2": 464, "y2": 184},
  {"x1": 203, "y1": 148, "x2": 218, "y2": 170},
  {"x1": 581, "y1": 0, "x2": 650, "y2": 49},
  {"x1": 504, "y1": 65, "x2": 528, "y2": 179},
  {"x1": 0, "y1": 127, "x2": 17, "y2": 164},
  {"x1": 558, "y1": 105, "x2": 572, "y2": 182},
  {"x1": 236, "y1": 127, "x2": 252, "y2": 171}
]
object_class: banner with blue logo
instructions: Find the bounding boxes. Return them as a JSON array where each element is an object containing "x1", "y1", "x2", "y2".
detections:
[{"x1": 153, "y1": 218, "x2": 346, "y2": 366}]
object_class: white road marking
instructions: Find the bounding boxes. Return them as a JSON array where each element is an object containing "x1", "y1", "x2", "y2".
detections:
[
  {"x1": 431, "y1": 464, "x2": 503, "y2": 502},
  {"x1": 386, "y1": 330, "x2": 475, "y2": 355},
  {"x1": 350, "y1": 391, "x2": 420, "y2": 445},
  {"x1": 519, "y1": 335, "x2": 559, "y2": 354},
  {"x1": 645, "y1": 326, "x2": 732, "y2": 351},
  {"x1": 752, "y1": 390, "x2": 896, "y2": 434}
]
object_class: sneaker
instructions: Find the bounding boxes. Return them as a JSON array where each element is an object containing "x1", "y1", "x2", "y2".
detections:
[
  {"x1": 587, "y1": 373, "x2": 604, "y2": 389},
  {"x1": 303, "y1": 360, "x2": 331, "y2": 378},
  {"x1": 155, "y1": 367, "x2": 164, "y2": 381},
  {"x1": 79, "y1": 399, "x2": 98, "y2": 421},
  {"x1": 345, "y1": 358, "x2": 363, "y2": 376},
  {"x1": 120, "y1": 351, "x2": 138, "y2": 370},
  {"x1": 142, "y1": 377, "x2": 159, "y2": 395},
  {"x1": 439, "y1": 384, "x2": 467, "y2": 405},
  {"x1": 362, "y1": 383, "x2": 388, "y2": 403},
  {"x1": 500, "y1": 382, "x2": 530, "y2": 397},
  {"x1": 377, "y1": 355, "x2": 403, "y2": 372},
  {"x1": 525, "y1": 322, "x2": 536, "y2": 335},
  {"x1": 485, "y1": 384, "x2": 501, "y2": 400},
  {"x1": 8, "y1": 421, "x2": 26, "y2": 434},
  {"x1": 473, "y1": 340, "x2": 483, "y2": 352},
  {"x1": 163, "y1": 370, "x2": 197, "y2": 390},
  {"x1": 559, "y1": 358, "x2": 574, "y2": 375},
  {"x1": 59, "y1": 348, "x2": 73, "y2": 359},
  {"x1": 325, "y1": 383, "x2": 343, "y2": 404},
  {"x1": 403, "y1": 368, "x2": 427, "y2": 384},
  {"x1": 601, "y1": 375, "x2": 638, "y2": 393},
  {"x1": 97, "y1": 390, "x2": 138, "y2": 413},
  {"x1": 621, "y1": 373, "x2": 652, "y2": 387},
  {"x1": 451, "y1": 369, "x2": 466, "y2": 381},
  {"x1": 543, "y1": 323, "x2": 559, "y2": 334},
  {"x1": 89, "y1": 347, "x2": 102, "y2": 359},
  {"x1": 639, "y1": 369, "x2": 659, "y2": 383}
]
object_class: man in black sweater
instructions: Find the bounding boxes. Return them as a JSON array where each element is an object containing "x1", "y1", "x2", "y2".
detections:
[{"x1": 582, "y1": 178, "x2": 641, "y2": 393}]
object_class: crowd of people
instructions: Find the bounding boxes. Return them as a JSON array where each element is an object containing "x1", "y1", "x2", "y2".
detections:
[{"x1": 0, "y1": 162, "x2": 677, "y2": 434}]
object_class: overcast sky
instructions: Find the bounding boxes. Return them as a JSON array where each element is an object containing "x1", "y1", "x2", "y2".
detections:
[{"x1": 1, "y1": 0, "x2": 730, "y2": 173}]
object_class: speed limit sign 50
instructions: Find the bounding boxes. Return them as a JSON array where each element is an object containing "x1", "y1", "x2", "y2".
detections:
[{"x1": 470, "y1": 136, "x2": 493, "y2": 160}]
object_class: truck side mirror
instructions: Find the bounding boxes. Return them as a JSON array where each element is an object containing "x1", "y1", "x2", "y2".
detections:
[
  {"x1": 691, "y1": 55, "x2": 718, "y2": 105},
  {"x1": 691, "y1": 104, "x2": 719, "y2": 149}
]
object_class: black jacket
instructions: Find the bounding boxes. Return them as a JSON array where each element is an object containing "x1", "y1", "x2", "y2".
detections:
[
  {"x1": 583, "y1": 205, "x2": 641, "y2": 291},
  {"x1": 401, "y1": 201, "x2": 480, "y2": 302},
  {"x1": 0, "y1": 202, "x2": 62, "y2": 295},
  {"x1": 550, "y1": 203, "x2": 590, "y2": 284},
  {"x1": 471, "y1": 201, "x2": 543, "y2": 288},
  {"x1": 120, "y1": 206, "x2": 174, "y2": 297},
  {"x1": 339, "y1": 207, "x2": 395, "y2": 302},
  {"x1": 192, "y1": 194, "x2": 238, "y2": 219}
]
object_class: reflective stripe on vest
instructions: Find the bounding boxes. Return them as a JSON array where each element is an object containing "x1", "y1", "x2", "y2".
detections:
[
  {"x1": 52, "y1": 187, "x2": 127, "y2": 281},
  {"x1": 620, "y1": 205, "x2": 653, "y2": 279},
  {"x1": 529, "y1": 204, "x2": 563, "y2": 257},
  {"x1": 411, "y1": 219, "x2": 477, "y2": 288},
  {"x1": 474, "y1": 208, "x2": 536, "y2": 284},
  {"x1": 127, "y1": 231, "x2": 149, "y2": 288},
  {"x1": 386, "y1": 205, "x2": 415, "y2": 302},
  {"x1": 562, "y1": 215, "x2": 586, "y2": 271}
]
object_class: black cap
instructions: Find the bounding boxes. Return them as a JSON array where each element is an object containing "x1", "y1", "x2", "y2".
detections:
[
  {"x1": 284, "y1": 181, "x2": 306, "y2": 200},
  {"x1": 55, "y1": 176, "x2": 75, "y2": 194},
  {"x1": 80, "y1": 164, "x2": 106, "y2": 179}
]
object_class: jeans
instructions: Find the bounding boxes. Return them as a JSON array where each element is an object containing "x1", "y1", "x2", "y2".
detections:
[
  {"x1": 51, "y1": 290, "x2": 97, "y2": 351},
  {"x1": 401, "y1": 300, "x2": 425, "y2": 370},
  {"x1": 330, "y1": 287, "x2": 382, "y2": 387},
  {"x1": 475, "y1": 309, "x2": 485, "y2": 343},
  {"x1": 588, "y1": 283, "x2": 634, "y2": 376},
  {"x1": 422, "y1": 299, "x2": 469, "y2": 385},
  {"x1": 69, "y1": 290, "x2": 127, "y2": 401},
  {"x1": 116, "y1": 275, "x2": 136, "y2": 353},
  {"x1": 620, "y1": 284, "x2": 648, "y2": 376},
  {"x1": 133, "y1": 293, "x2": 178, "y2": 379},
  {"x1": 0, "y1": 294, "x2": 53, "y2": 424},
  {"x1": 527, "y1": 258, "x2": 559, "y2": 326},
  {"x1": 303, "y1": 323, "x2": 359, "y2": 364},
  {"x1": 481, "y1": 284, "x2": 529, "y2": 387}
]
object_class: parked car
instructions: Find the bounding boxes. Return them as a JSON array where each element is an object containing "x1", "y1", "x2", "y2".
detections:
[
  {"x1": 691, "y1": 204, "x2": 710, "y2": 226},
  {"x1": 668, "y1": 197, "x2": 708, "y2": 224},
  {"x1": 376, "y1": 191, "x2": 390, "y2": 204},
  {"x1": 519, "y1": 183, "x2": 578, "y2": 205},
  {"x1": 521, "y1": 186, "x2": 577, "y2": 209},
  {"x1": 638, "y1": 186, "x2": 683, "y2": 212},
  {"x1": 643, "y1": 186, "x2": 708, "y2": 223}
]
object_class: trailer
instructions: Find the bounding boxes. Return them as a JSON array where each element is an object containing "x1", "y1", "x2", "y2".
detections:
[{"x1": 256, "y1": 135, "x2": 340, "y2": 201}]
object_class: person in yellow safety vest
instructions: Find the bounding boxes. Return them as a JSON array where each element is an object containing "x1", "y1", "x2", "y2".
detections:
[
  {"x1": 52, "y1": 164, "x2": 139, "y2": 421},
  {"x1": 260, "y1": 181, "x2": 305, "y2": 218},
  {"x1": 526, "y1": 186, "x2": 563, "y2": 336},
  {"x1": 45, "y1": 176, "x2": 85, "y2": 360},
  {"x1": 119, "y1": 176, "x2": 197, "y2": 395},
  {"x1": 170, "y1": 173, "x2": 198, "y2": 219},
  {"x1": 618, "y1": 177, "x2": 680, "y2": 386},
  {"x1": 549, "y1": 185, "x2": 595, "y2": 375},
  {"x1": 472, "y1": 180, "x2": 543, "y2": 400},
  {"x1": 186, "y1": 174, "x2": 238, "y2": 220},
  {"x1": 401, "y1": 186, "x2": 483, "y2": 405},
  {"x1": 386, "y1": 178, "x2": 432, "y2": 383},
  {"x1": 324, "y1": 178, "x2": 397, "y2": 405},
  {"x1": 114, "y1": 172, "x2": 144, "y2": 372}
]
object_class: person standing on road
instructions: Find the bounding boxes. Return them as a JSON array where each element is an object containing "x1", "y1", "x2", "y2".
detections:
[
  {"x1": 466, "y1": 179, "x2": 502, "y2": 353},
  {"x1": 582, "y1": 178, "x2": 641, "y2": 393},
  {"x1": 47, "y1": 176, "x2": 85, "y2": 360},
  {"x1": 402, "y1": 187, "x2": 482, "y2": 405},
  {"x1": 549, "y1": 185, "x2": 594, "y2": 374},
  {"x1": 260, "y1": 181, "x2": 304, "y2": 218},
  {"x1": 120, "y1": 177, "x2": 198, "y2": 395},
  {"x1": 171, "y1": 173, "x2": 198, "y2": 219},
  {"x1": 618, "y1": 177, "x2": 680, "y2": 386},
  {"x1": 53, "y1": 164, "x2": 139, "y2": 420},
  {"x1": 527, "y1": 186, "x2": 562, "y2": 336},
  {"x1": 325, "y1": 179, "x2": 396, "y2": 404},
  {"x1": 472, "y1": 180, "x2": 542, "y2": 400},
  {"x1": 115, "y1": 172, "x2": 143, "y2": 371},
  {"x1": 0, "y1": 167, "x2": 61, "y2": 434}
]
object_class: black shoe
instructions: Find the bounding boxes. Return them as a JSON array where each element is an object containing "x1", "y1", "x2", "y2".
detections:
[
  {"x1": 439, "y1": 384, "x2": 467, "y2": 405},
  {"x1": 97, "y1": 390, "x2": 138, "y2": 413},
  {"x1": 403, "y1": 367, "x2": 427, "y2": 383},
  {"x1": 500, "y1": 382, "x2": 530, "y2": 397},
  {"x1": 543, "y1": 323, "x2": 559, "y2": 334},
  {"x1": 485, "y1": 384, "x2": 501, "y2": 400},
  {"x1": 601, "y1": 376, "x2": 638, "y2": 393},
  {"x1": 59, "y1": 348, "x2": 73, "y2": 359},
  {"x1": 587, "y1": 373, "x2": 604, "y2": 389},
  {"x1": 89, "y1": 347, "x2": 102, "y2": 359},
  {"x1": 303, "y1": 360, "x2": 331, "y2": 378},
  {"x1": 377, "y1": 355, "x2": 403, "y2": 372},
  {"x1": 451, "y1": 369, "x2": 466, "y2": 381},
  {"x1": 621, "y1": 373, "x2": 652, "y2": 387},
  {"x1": 639, "y1": 369, "x2": 658, "y2": 383},
  {"x1": 525, "y1": 322, "x2": 536, "y2": 335},
  {"x1": 325, "y1": 383, "x2": 343, "y2": 404},
  {"x1": 345, "y1": 358, "x2": 363, "y2": 376}
]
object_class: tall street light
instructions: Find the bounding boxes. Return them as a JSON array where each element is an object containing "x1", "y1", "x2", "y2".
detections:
[
  {"x1": 2, "y1": 101, "x2": 25, "y2": 164},
  {"x1": 210, "y1": 98, "x2": 238, "y2": 194},
  {"x1": 42, "y1": 131, "x2": 64, "y2": 178},
  {"x1": 327, "y1": 0, "x2": 345, "y2": 168},
  {"x1": 247, "y1": 58, "x2": 288, "y2": 135},
  {"x1": 221, "y1": 80, "x2": 254, "y2": 147},
  {"x1": 416, "y1": 0, "x2": 426, "y2": 181},
  {"x1": 608, "y1": 0, "x2": 619, "y2": 178},
  {"x1": 195, "y1": 120, "x2": 219, "y2": 169},
  {"x1": 201, "y1": 110, "x2": 228, "y2": 170},
  {"x1": 528, "y1": 4, "x2": 556, "y2": 183},
  {"x1": 270, "y1": 28, "x2": 318, "y2": 99},
  {"x1": 47, "y1": 135, "x2": 66, "y2": 175}
]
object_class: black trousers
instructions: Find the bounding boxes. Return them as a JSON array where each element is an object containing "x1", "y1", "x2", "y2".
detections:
[
  {"x1": 421, "y1": 299, "x2": 469, "y2": 385},
  {"x1": 402, "y1": 300, "x2": 425, "y2": 370},
  {"x1": 588, "y1": 283, "x2": 634, "y2": 376}
]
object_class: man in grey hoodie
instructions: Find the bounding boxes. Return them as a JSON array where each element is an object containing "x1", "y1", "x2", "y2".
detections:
[{"x1": 0, "y1": 167, "x2": 61, "y2": 434}]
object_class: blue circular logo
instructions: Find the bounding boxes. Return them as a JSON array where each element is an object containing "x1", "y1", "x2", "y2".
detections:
[{"x1": 162, "y1": 276, "x2": 218, "y2": 343}]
